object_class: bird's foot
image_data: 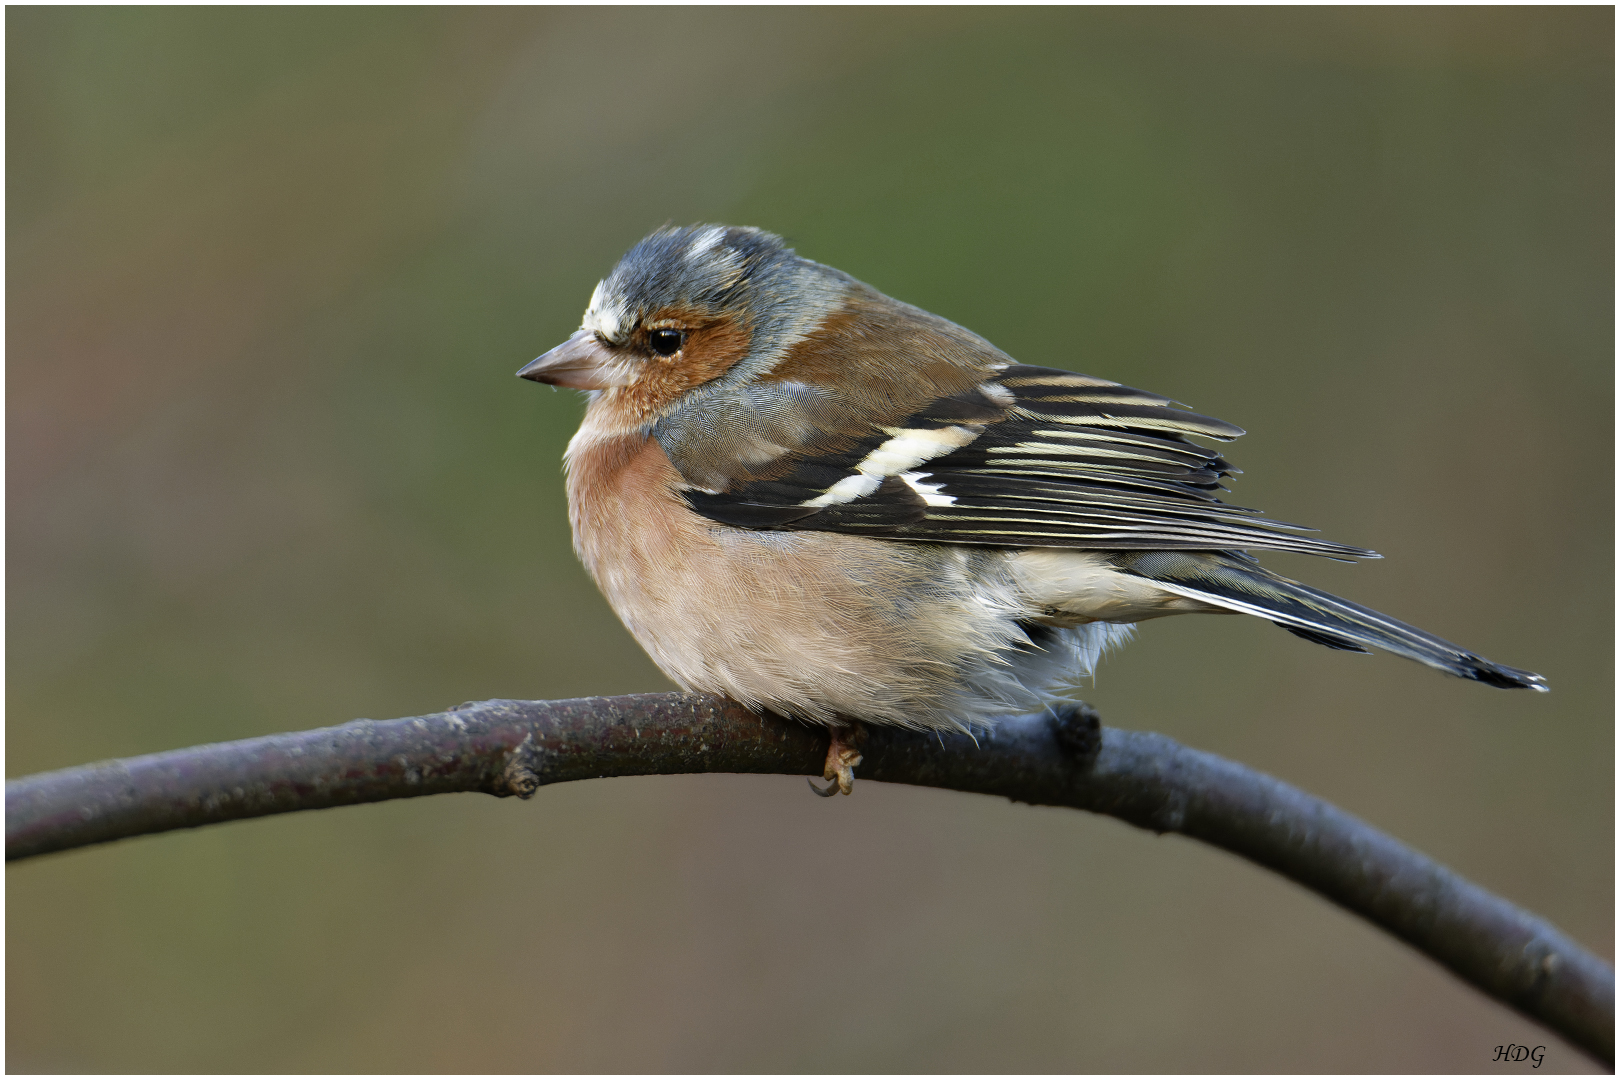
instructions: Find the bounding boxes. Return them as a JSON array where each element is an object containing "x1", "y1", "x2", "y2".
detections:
[{"x1": 808, "y1": 724, "x2": 864, "y2": 797}]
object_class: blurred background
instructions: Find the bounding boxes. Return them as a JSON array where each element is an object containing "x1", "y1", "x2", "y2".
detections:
[{"x1": 7, "y1": 7, "x2": 1611, "y2": 1072}]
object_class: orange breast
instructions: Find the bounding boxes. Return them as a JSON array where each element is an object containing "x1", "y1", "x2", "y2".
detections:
[{"x1": 560, "y1": 411, "x2": 1031, "y2": 727}]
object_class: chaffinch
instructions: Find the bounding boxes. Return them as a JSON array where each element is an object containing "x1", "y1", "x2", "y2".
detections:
[{"x1": 520, "y1": 225, "x2": 1546, "y2": 794}]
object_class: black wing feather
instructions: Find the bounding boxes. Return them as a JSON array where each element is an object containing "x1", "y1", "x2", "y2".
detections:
[{"x1": 681, "y1": 364, "x2": 1377, "y2": 560}]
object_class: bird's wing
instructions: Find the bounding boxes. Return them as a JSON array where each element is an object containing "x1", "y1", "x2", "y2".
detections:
[{"x1": 678, "y1": 364, "x2": 1377, "y2": 559}]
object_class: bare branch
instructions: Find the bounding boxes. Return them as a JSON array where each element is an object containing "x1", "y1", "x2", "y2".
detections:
[{"x1": 6, "y1": 692, "x2": 1611, "y2": 1065}]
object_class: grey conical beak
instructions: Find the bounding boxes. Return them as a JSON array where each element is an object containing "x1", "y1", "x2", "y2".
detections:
[{"x1": 517, "y1": 331, "x2": 628, "y2": 390}]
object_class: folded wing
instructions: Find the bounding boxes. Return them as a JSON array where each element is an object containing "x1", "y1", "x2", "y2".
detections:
[{"x1": 680, "y1": 365, "x2": 1377, "y2": 560}]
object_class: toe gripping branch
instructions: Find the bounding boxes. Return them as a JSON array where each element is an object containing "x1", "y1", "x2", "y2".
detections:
[
  {"x1": 809, "y1": 723, "x2": 866, "y2": 796},
  {"x1": 806, "y1": 704, "x2": 1099, "y2": 798}
]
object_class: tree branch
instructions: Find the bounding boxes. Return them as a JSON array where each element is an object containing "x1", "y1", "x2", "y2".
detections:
[{"x1": 6, "y1": 692, "x2": 1611, "y2": 1064}]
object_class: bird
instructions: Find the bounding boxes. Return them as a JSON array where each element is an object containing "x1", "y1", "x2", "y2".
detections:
[{"x1": 518, "y1": 224, "x2": 1547, "y2": 795}]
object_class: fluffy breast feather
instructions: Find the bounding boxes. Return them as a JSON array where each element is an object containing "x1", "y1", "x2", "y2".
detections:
[{"x1": 564, "y1": 408, "x2": 1129, "y2": 729}]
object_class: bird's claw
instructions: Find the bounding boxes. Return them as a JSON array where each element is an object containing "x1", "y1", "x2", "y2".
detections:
[{"x1": 811, "y1": 726, "x2": 864, "y2": 797}]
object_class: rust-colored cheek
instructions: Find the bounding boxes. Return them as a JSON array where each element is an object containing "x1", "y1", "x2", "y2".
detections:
[{"x1": 611, "y1": 313, "x2": 753, "y2": 421}]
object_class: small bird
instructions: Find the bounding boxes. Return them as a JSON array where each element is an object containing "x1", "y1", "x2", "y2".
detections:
[{"x1": 520, "y1": 225, "x2": 1547, "y2": 794}]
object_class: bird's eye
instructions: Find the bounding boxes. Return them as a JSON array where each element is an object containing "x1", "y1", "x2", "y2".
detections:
[{"x1": 648, "y1": 328, "x2": 684, "y2": 357}]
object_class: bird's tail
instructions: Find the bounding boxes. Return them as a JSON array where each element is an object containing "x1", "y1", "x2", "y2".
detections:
[{"x1": 1114, "y1": 550, "x2": 1548, "y2": 691}]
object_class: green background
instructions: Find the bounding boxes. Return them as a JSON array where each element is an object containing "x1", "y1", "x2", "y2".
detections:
[{"x1": 8, "y1": 7, "x2": 1611, "y2": 1072}]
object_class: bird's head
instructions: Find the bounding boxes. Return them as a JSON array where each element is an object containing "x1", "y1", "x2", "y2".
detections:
[
  {"x1": 519, "y1": 225, "x2": 1004, "y2": 433},
  {"x1": 521, "y1": 226, "x2": 841, "y2": 410}
]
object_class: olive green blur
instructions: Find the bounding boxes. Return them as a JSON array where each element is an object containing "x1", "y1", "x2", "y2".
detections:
[{"x1": 7, "y1": 8, "x2": 1611, "y2": 1072}]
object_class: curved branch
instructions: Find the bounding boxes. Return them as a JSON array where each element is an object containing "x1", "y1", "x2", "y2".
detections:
[{"x1": 6, "y1": 692, "x2": 1611, "y2": 1064}]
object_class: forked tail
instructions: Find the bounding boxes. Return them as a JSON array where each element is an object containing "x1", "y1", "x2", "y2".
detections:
[{"x1": 1116, "y1": 551, "x2": 1548, "y2": 691}]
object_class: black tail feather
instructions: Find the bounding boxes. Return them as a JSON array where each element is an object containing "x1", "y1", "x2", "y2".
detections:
[
  {"x1": 1118, "y1": 551, "x2": 1549, "y2": 691},
  {"x1": 1273, "y1": 622, "x2": 1372, "y2": 653}
]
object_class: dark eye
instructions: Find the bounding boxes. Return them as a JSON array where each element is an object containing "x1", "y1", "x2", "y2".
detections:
[{"x1": 648, "y1": 329, "x2": 684, "y2": 357}]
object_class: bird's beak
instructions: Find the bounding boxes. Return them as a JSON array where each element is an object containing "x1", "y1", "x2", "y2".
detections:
[{"x1": 516, "y1": 330, "x2": 630, "y2": 390}]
